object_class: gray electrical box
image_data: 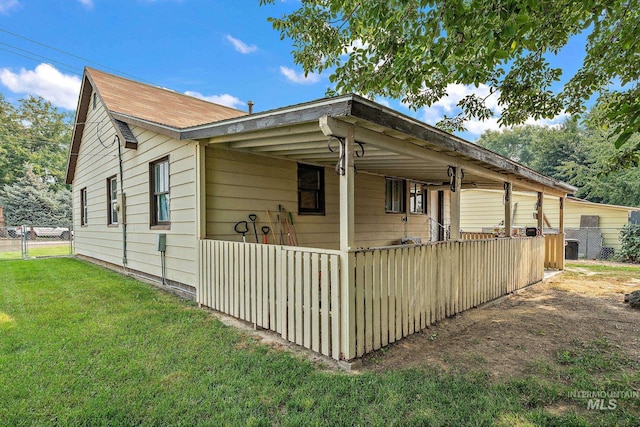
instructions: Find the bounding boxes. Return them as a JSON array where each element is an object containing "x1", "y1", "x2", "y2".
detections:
[{"x1": 156, "y1": 233, "x2": 167, "y2": 252}]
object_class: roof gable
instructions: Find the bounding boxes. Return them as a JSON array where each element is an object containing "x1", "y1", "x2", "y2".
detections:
[
  {"x1": 65, "y1": 67, "x2": 248, "y2": 184},
  {"x1": 87, "y1": 67, "x2": 247, "y2": 129}
]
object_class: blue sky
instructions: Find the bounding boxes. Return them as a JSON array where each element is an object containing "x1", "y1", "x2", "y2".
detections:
[{"x1": 0, "y1": 0, "x2": 583, "y2": 140}]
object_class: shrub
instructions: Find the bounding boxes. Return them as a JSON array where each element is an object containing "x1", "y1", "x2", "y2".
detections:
[{"x1": 619, "y1": 224, "x2": 640, "y2": 263}]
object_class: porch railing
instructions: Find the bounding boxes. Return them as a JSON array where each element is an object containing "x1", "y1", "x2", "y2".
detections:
[
  {"x1": 349, "y1": 237, "x2": 544, "y2": 358},
  {"x1": 199, "y1": 236, "x2": 545, "y2": 361},
  {"x1": 461, "y1": 231, "x2": 497, "y2": 240},
  {"x1": 198, "y1": 241, "x2": 343, "y2": 360},
  {"x1": 544, "y1": 233, "x2": 565, "y2": 270}
]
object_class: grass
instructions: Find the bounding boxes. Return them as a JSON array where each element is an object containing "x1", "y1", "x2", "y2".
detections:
[
  {"x1": 565, "y1": 262, "x2": 640, "y2": 278},
  {"x1": 0, "y1": 243, "x2": 72, "y2": 260},
  {"x1": 1, "y1": 258, "x2": 639, "y2": 426}
]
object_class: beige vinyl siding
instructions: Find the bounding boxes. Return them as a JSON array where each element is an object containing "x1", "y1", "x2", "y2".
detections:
[
  {"x1": 73, "y1": 97, "x2": 198, "y2": 287},
  {"x1": 73, "y1": 97, "x2": 122, "y2": 266},
  {"x1": 565, "y1": 202, "x2": 631, "y2": 250},
  {"x1": 460, "y1": 189, "x2": 561, "y2": 232},
  {"x1": 564, "y1": 203, "x2": 630, "y2": 229},
  {"x1": 205, "y1": 146, "x2": 432, "y2": 249},
  {"x1": 354, "y1": 174, "x2": 431, "y2": 247},
  {"x1": 205, "y1": 146, "x2": 339, "y2": 248},
  {"x1": 461, "y1": 189, "x2": 634, "y2": 249}
]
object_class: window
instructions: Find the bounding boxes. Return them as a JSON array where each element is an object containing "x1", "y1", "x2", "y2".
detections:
[
  {"x1": 409, "y1": 182, "x2": 426, "y2": 214},
  {"x1": 107, "y1": 176, "x2": 118, "y2": 225},
  {"x1": 298, "y1": 163, "x2": 325, "y2": 215},
  {"x1": 150, "y1": 157, "x2": 170, "y2": 227},
  {"x1": 80, "y1": 188, "x2": 88, "y2": 226},
  {"x1": 385, "y1": 178, "x2": 406, "y2": 213}
]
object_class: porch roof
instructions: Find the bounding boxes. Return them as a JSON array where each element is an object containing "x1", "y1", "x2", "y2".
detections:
[{"x1": 113, "y1": 92, "x2": 576, "y2": 196}]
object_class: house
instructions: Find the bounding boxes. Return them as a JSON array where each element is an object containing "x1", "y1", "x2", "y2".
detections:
[
  {"x1": 66, "y1": 67, "x2": 576, "y2": 362},
  {"x1": 460, "y1": 189, "x2": 639, "y2": 257}
]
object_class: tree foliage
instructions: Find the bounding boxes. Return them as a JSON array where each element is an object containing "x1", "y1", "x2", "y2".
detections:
[
  {"x1": 619, "y1": 224, "x2": 640, "y2": 263},
  {"x1": 476, "y1": 114, "x2": 640, "y2": 207},
  {"x1": 0, "y1": 94, "x2": 72, "y2": 190},
  {"x1": 0, "y1": 166, "x2": 72, "y2": 226},
  {"x1": 261, "y1": 0, "x2": 639, "y2": 154},
  {"x1": 0, "y1": 95, "x2": 72, "y2": 224}
]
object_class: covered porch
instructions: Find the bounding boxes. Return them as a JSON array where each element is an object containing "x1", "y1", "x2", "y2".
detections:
[{"x1": 191, "y1": 95, "x2": 574, "y2": 361}]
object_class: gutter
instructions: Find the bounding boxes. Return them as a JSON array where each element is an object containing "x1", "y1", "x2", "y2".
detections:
[{"x1": 111, "y1": 93, "x2": 577, "y2": 194}]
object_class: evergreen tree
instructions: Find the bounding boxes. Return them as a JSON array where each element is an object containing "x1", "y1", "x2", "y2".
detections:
[{"x1": 0, "y1": 166, "x2": 72, "y2": 226}]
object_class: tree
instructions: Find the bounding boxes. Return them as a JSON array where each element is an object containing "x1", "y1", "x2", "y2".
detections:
[
  {"x1": 261, "y1": 0, "x2": 639, "y2": 155},
  {"x1": 476, "y1": 117, "x2": 640, "y2": 206},
  {"x1": 0, "y1": 95, "x2": 72, "y2": 189},
  {"x1": 0, "y1": 94, "x2": 26, "y2": 190},
  {"x1": 0, "y1": 165, "x2": 72, "y2": 226}
]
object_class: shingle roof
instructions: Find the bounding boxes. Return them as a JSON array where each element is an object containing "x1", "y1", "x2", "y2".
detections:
[
  {"x1": 66, "y1": 68, "x2": 249, "y2": 184},
  {"x1": 87, "y1": 67, "x2": 247, "y2": 128}
]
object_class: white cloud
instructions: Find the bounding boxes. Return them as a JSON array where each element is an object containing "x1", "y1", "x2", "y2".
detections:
[
  {"x1": 419, "y1": 83, "x2": 504, "y2": 136},
  {"x1": 279, "y1": 66, "x2": 321, "y2": 85},
  {"x1": 524, "y1": 112, "x2": 570, "y2": 128},
  {"x1": 418, "y1": 83, "x2": 569, "y2": 137},
  {"x1": 0, "y1": 64, "x2": 81, "y2": 110},
  {"x1": 0, "y1": 0, "x2": 19, "y2": 14},
  {"x1": 226, "y1": 35, "x2": 257, "y2": 54},
  {"x1": 375, "y1": 98, "x2": 390, "y2": 108},
  {"x1": 464, "y1": 117, "x2": 502, "y2": 135},
  {"x1": 184, "y1": 90, "x2": 245, "y2": 109},
  {"x1": 428, "y1": 83, "x2": 503, "y2": 114},
  {"x1": 342, "y1": 39, "x2": 368, "y2": 55},
  {"x1": 78, "y1": 0, "x2": 93, "y2": 7}
]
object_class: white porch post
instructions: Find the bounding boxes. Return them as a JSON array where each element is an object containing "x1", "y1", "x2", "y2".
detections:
[
  {"x1": 504, "y1": 182, "x2": 513, "y2": 237},
  {"x1": 449, "y1": 165, "x2": 462, "y2": 240},
  {"x1": 340, "y1": 124, "x2": 356, "y2": 360}
]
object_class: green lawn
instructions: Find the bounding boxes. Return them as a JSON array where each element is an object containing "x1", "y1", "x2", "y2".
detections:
[
  {"x1": 1, "y1": 258, "x2": 637, "y2": 426},
  {"x1": 0, "y1": 243, "x2": 72, "y2": 260}
]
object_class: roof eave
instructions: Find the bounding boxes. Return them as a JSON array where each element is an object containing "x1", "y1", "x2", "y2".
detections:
[
  {"x1": 180, "y1": 95, "x2": 356, "y2": 140},
  {"x1": 65, "y1": 72, "x2": 92, "y2": 184},
  {"x1": 178, "y1": 94, "x2": 576, "y2": 194}
]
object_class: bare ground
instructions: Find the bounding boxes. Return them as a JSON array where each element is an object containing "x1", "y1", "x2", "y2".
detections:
[{"x1": 360, "y1": 261, "x2": 640, "y2": 378}]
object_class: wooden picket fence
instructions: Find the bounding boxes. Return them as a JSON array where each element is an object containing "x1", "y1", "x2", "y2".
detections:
[
  {"x1": 544, "y1": 233, "x2": 565, "y2": 270},
  {"x1": 198, "y1": 236, "x2": 545, "y2": 361},
  {"x1": 198, "y1": 241, "x2": 343, "y2": 360},
  {"x1": 349, "y1": 237, "x2": 544, "y2": 358},
  {"x1": 461, "y1": 231, "x2": 497, "y2": 240}
]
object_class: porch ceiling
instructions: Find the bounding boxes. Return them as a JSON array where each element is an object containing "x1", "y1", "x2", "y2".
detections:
[{"x1": 205, "y1": 118, "x2": 554, "y2": 194}]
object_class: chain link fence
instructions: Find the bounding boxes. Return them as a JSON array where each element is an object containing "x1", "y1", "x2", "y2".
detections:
[
  {"x1": 564, "y1": 227, "x2": 624, "y2": 260},
  {"x1": 0, "y1": 225, "x2": 74, "y2": 260}
]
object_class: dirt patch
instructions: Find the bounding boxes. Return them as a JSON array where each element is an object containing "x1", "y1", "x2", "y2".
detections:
[{"x1": 361, "y1": 264, "x2": 640, "y2": 379}]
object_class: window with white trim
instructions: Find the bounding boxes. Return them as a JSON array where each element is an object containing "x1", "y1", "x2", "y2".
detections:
[
  {"x1": 150, "y1": 157, "x2": 170, "y2": 227},
  {"x1": 107, "y1": 176, "x2": 118, "y2": 225},
  {"x1": 409, "y1": 182, "x2": 426, "y2": 214},
  {"x1": 80, "y1": 187, "x2": 88, "y2": 226}
]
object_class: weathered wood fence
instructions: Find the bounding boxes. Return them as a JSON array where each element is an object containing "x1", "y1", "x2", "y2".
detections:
[
  {"x1": 461, "y1": 231, "x2": 497, "y2": 240},
  {"x1": 198, "y1": 237, "x2": 545, "y2": 361},
  {"x1": 198, "y1": 241, "x2": 343, "y2": 359},
  {"x1": 348, "y1": 237, "x2": 544, "y2": 358},
  {"x1": 544, "y1": 233, "x2": 565, "y2": 270}
]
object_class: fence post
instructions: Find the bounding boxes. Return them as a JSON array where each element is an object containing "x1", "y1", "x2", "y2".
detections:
[{"x1": 21, "y1": 225, "x2": 27, "y2": 259}]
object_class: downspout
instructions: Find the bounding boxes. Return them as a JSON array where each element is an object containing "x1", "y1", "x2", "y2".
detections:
[{"x1": 115, "y1": 135, "x2": 127, "y2": 266}]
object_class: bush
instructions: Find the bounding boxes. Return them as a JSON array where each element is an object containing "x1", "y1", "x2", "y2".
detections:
[{"x1": 619, "y1": 224, "x2": 640, "y2": 263}]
